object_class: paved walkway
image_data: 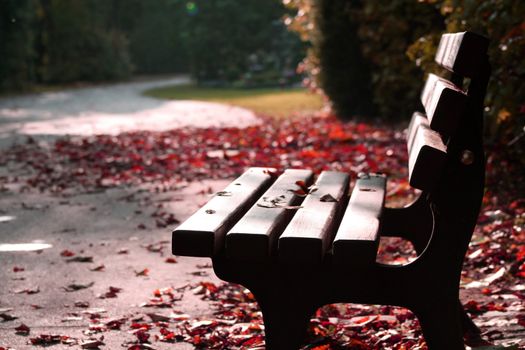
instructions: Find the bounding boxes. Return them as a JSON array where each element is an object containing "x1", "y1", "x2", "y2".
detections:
[
  {"x1": 0, "y1": 76, "x2": 259, "y2": 142},
  {"x1": 0, "y1": 77, "x2": 258, "y2": 349}
]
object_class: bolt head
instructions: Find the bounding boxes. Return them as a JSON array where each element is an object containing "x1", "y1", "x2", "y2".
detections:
[{"x1": 461, "y1": 150, "x2": 475, "y2": 165}]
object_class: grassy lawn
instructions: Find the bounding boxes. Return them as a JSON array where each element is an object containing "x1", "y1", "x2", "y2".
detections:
[{"x1": 143, "y1": 85, "x2": 324, "y2": 117}]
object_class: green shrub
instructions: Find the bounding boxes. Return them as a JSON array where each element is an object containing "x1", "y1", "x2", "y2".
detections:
[
  {"x1": 183, "y1": 0, "x2": 304, "y2": 87},
  {"x1": 286, "y1": 0, "x2": 524, "y2": 156},
  {"x1": 0, "y1": 0, "x2": 36, "y2": 91}
]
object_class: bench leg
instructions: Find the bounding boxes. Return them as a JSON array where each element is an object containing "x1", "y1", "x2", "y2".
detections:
[
  {"x1": 255, "y1": 291, "x2": 317, "y2": 350},
  {"x1": 415, "y1": 301, "x2": 465, "y2": 350}
]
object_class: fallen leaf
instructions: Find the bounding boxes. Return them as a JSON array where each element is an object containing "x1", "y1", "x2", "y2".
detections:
[
  {"x1": 147, "y1": 313, "x2": 171, "y2": 322},
  {"x1": 29, "y1": 334, "x2": 62, "y2": 345},
  {"x1": 135, "y1": 268, "x2": 149, "y2": 277},
  {"x1": 89, "y1": 264, "x2": 105, "y2": 271},
  {"x1": 98, "y1": 286, "x2": 122, "y2": 299},
  {"x1": 60, "y1": 250, "x2": 75, "y2": 257},
  {"x1": 164, "y1": 257, "x2": 177, "y2": 264},
  {"x1": 62, "y1": 282, "x2": 94, "y2": 292},
  {"x1": 0, "y1": 313, "x2": 18, "y2": 321},
  {"x1": 66, "y1": 256, "x2": 94, "y2": 263},
  {"x1": 14, "y1": 286, "x2": 39, "y2": 295},
  {"x1": 80, "y1": 340, "x2": 105, "y2": 349},
  {"x1": 74, "y1": 301, "x2": 90, "y2": 308},
  {"x1": 15, "y1": 323, "x2": 30, "y2": 335},
  {"x1": 320, "y1": 194, "x2": 338, "y2": 202}
]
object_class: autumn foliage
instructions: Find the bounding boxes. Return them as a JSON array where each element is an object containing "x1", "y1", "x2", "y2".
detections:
[{"x1": 284, "y1": 0, "x2": 524, "y2": 163}]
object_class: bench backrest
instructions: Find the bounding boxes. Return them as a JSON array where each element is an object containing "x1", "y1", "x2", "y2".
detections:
[
  {"x1": 406, "y1": 31, "x2": 490, "y2": 193},
  {"x1": 172, "y1": 31, "x2": 491, "y2": 266}
]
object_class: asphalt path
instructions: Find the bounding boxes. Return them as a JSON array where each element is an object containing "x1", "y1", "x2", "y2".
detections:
[
  {"x1": 0, "y1": 77, "x2": 256, "y2": 349},
  {"x1": 0, "y1": 76, "x2": 259, "y2": 146}
]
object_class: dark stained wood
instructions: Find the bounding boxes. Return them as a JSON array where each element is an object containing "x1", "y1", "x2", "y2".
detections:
[
  {"x1": 226, "y1": 169, "x2": 314, "y2": 261},
  {"x1": 172, "y1": 167, "x2": 276, "y2": 257},
  {"x1": 278, "y1": 171, "x2": 350, "y2": 264},
  {"x1": 408, "y1": 124, "x2": 447, "y2": 191},
  {"x1": 171, "y1": 30, "x2": 491, "y2": 350},
  {"x1": 435, "y1": 32, "x2": 489, "y2": 78},
  {"x1": 407, "y1": 111, "x2": 429, "y2": 154},
  {"x1": 421, "y1": 73, "x2": 467, "y2": 136},
  {"x1": 434, "y1": 32, "x2": 450, "y2": 68},
  {"x1": 332, "y1": 174, "x2": 386, "y2": 265}
]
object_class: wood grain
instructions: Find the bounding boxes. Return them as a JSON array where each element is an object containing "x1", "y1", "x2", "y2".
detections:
[
  {"x1": 408, "y1": 124, "x2": 447, "y2": 191},
  {"x1": 332, "y1": 174, "x2": 386, "y2": 266},
  {"x1": 278, "y1": 171, "x2": 350, "y2": 264},
  {"x1": 435, "y1": 32, "x2": 489, "y2": 78},
  {"x1": 421, "y1": 73, "x2": 467, "y2": 137},
  {"x1": 172, "y1": 167, "x2": 275, "y2": 257},
  {"x1": 226, "y1": 169, "x2": 314, "y2": 261},
  {"x1": 407, "y1": 111, "x2": 429, "y2": 154}
]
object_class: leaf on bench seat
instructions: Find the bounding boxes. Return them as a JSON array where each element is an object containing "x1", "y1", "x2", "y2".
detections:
[
  {"x1": 332, "y1": 174, "x2": 386, "y2": 266},
  {"x1": 226, "y1": 169, "x2": 314, "y2": 262},
  {"x1": 171, "y1": 167, "x2": 276, "y2": 257},
  {"x1": 278, "y1": 171, "x2": 350, "y2": 264}
]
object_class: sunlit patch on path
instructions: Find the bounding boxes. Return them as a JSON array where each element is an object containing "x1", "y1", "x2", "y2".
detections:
[
  {"x1": 6, "y1": 100, "x2": 259, "y2": 136},
  {"x1": 0, "y1": 77, "x2": 260, "y2": 138},
  {"x1": 0, "y1": 242, "x2": 53, "y2": 252}
]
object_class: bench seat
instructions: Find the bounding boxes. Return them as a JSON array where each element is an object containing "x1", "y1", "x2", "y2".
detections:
[{"x1": 173, "y1": 168, "x2": 387, "y2": 267}]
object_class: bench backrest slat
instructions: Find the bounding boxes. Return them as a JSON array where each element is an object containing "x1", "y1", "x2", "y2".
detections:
[
  {"x1": 421, "y1": 73, "x2": 467, "y2": 136},
  {"x1": 332, "y1": 174, "x2": 386, "y2": 266},
  {"x1": 408, "y1": 124, "x2": 447, "y2": 191},
  {"x1": 435, "y1": 31, "x2": 489, "y2": 78},
  {"x1": 407, "y1": 111, "x2": 429, "y2": 153},
  {"x1": 278, "y1": 171, "x2": 350, "y2": 264},
  {"x1": 171, "y1": 167, "x2": 275, "y2": 257},
  {"x1": 226, "y1": 169, "x2": 314, "y2": 261}
]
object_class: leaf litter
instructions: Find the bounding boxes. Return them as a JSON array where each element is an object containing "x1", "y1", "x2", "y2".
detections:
[{"x1": 1, "y1": 115, "x2": 524, "y2": 348}]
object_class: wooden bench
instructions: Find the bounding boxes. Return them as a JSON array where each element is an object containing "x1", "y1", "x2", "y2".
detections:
[{"x1": 172, "y1": 31, "x2": 491, "y2": 350}]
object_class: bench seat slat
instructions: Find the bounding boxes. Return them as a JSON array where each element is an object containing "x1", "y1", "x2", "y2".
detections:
[
  {"x1": 435, "y1": 32, "x2": 489, "y2": 78},
  {"x1": 278, "y1": 171, "x2": 350, "y2": 264},
  {"x1": 226, "y1": 169, "x2": 314, "y2": 261},
  {"x1": 421, "y1": 73, "x2": 467, "y2": 136},
  {"x1": 171, "y1": 167, "x2": 275, "y2": 257},
  {"x1": 408, "y1": 124, "x2": 447, "y2": 191},
  {"x1": 332, "y1": 174, "x2": 386, "y2": 265}
]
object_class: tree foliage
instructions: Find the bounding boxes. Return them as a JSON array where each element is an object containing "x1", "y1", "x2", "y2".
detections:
[
  {"x1": 183, "y1": 0, "x2": 303, "y2": 86},
  {"x1": 286, "y1": 0, "x2": 525, "y2": 149},
  {"x1": 0, "y1": 0, "x2": 36, "y2": 90},
  {"x1": 37, "y1": 0, "x2": 133, "y2": 83},
  {"x1": 432, "y1": 0, "x2": 524, "y2": 146},
  {"x1": 0, "y1": 0, "x2": 302, "y2": 89}
]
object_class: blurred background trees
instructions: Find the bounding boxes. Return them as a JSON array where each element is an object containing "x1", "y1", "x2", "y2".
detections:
[
  {"x1": 286, "y1": 0, "x2": 524, "y2": 159},
  {"x1": 0, "y1": 0, "x2": 523, "y2": 156},
  {"x1": 0, "y1": 0, "x2": 303, "y2": 89}
]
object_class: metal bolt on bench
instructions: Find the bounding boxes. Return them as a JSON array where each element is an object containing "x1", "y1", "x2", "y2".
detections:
[{"x1": 172, "y1": 31, "x2": 491, "y2": 350}]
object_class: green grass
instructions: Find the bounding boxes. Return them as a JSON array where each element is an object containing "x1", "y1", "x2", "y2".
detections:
[{"x1": 143, "y1": 85, "x2": 324, "y2": 118}]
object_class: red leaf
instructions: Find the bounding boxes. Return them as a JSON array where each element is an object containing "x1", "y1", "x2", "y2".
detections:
[
  {"x1": 15, "y1": 323, "x2": 30, "y2": 335},
  {"x1": 135, "y1": 268, "x2": 149, "y2": 277},
  {"x1": 89, "y1": 264, "x2": 105, "y2": 271},
  {"x1": 164, "y1": 257, "x2": 177, "y2": 264},
  {"x1": 60, "y1": 250, "x2": 75, "y2": 257}
]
